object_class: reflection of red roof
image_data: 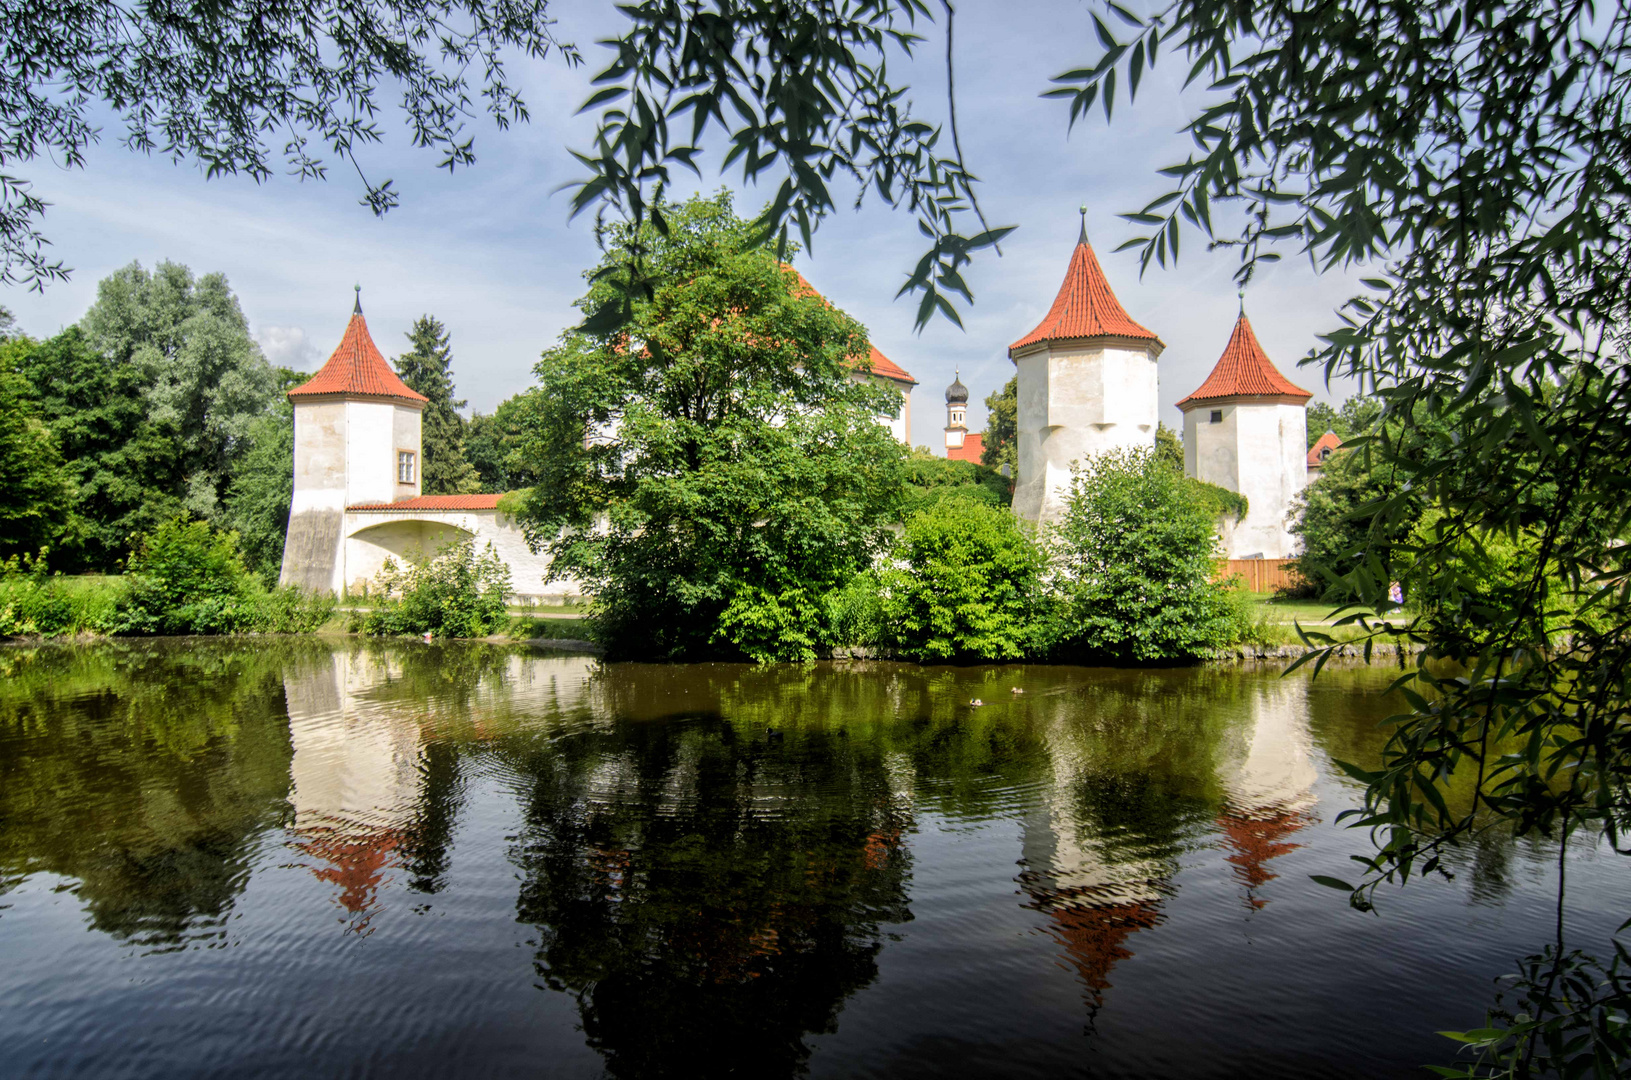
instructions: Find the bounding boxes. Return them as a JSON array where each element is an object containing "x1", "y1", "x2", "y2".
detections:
[
  {"x1": 1178, "y1": 314, "x2": 1313, "y2": 407},
  {"x1": 289, "y1": 307, "x2": 427, "y2": 405},
  {"x1": 787, "y1": 267, "x2": 918, "y2": 385},
  {"x1": 947, "y1": 432, "x2": 984, "y2": 463},
  {"x1": 1218, "y1": 810, "x2": 1309, "y2": 911},
  {"x1": 348, "y1": 494, "x2": 504, "y2": 512},
  {"x1": 1010, "y1": 228, "x2": 1161, "y2": 354},
  {"x1": 1307, "y1": 430, "x2": 1343, "y2": 467}
]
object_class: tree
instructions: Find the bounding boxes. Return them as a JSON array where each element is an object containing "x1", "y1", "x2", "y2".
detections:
[
  {"x1": 1, "y1": 0, "x2": 578, "y2": 288},
  {"x1": 902, "y1": 448, "x2": 1009, "y2": 514},
  {"x1": 1305, "y1": 397, "x2": 1383, "y2": 450},
  {"x1": 1043, "y1": 447, "x2": 1235, "y2": 663},
  {"x1": 0, "y1": 352, "x2": 73, "y2": 559},
  {"x1": 394, "y1": 317, "x2": 481, "y2": 495},
  {"x1": 7, "y1": 327, "x2": 186, "y2": 572},
  {"x1": 883, "y1": 498, "x2": 1044, "y2": 663},
  {"x1": 80, "y1": 261, "x2": 277, "y2": 522},
  {"x1": 980, "y1": 377, "x2": 1018, "y2": 475},
  {"x1": 222, "y1": 369, "x2": 305, "y2": 585},
  {"x1": 513, "y1": 192, "x2": 907, "y2": 661},
  {"x1": 466, "y1": 393, "x2": 542, "y2": 494},
  {"x1": 1290, "y1": 446, "x2": 1417, "y2": 603},
  {"x1": 1154, "y1": 422, "x2": 1184, "y2": 472}
]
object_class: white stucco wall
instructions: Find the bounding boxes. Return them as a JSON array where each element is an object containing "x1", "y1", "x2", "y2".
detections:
[
  {"x1": 1183, "y1": 400, "x2": 1307, "y2": 558},
  {"x1": 341, "y1": 509, "x2": 580, "y2": 600},
  {"x1": 1011, "y1": 339, "x2": 1160, "y2": 523},
  {"x1": 854, "y1": 372, "x2": 912, "y2": 444},
  {"x1": 343, "y1": 400, "x2": 422, "y2": 506}
]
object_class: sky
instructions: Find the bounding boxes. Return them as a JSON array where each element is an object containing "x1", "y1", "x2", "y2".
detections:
[{"x1": 5, "y1": 0, "x2": 1366, "y2": 447}]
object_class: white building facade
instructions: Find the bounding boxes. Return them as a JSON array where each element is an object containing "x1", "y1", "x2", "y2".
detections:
[
  {"x1": 1177, "y1": 313, "x2": 1312, "y2": 559},
  {"x1": 1009, "y1": 221, "x2": 1164, "y2": 523},
  {"x1": 280, "y1": 295, "x2": 565, "y2": 599}
]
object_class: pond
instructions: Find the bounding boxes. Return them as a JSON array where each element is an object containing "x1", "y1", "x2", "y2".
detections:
[{"x1": 0, "y1": 639, "x2": 1622, "y2": 1079}]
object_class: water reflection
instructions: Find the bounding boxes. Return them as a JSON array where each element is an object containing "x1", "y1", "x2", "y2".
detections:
[{"x1": 0, "y1": 641, "x2": 1602, "y2": 1079}]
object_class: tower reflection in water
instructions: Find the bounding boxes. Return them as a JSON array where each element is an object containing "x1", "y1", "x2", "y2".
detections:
[{"x1": 1215, "y1": 678, "x2": 1319, "y2": 911}]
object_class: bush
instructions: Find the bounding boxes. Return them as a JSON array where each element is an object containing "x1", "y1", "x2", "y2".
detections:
[
  {"x1": 827, "y1": 571, "x2": 885, "y2": 649},
  {"x1": 882, "y1": 497, "x2": 1045, "y2": 662},
  {"x1": 901, "y1": 451, "x2": 1010, "y2": 514},
  {"x1": 1042, "y1": 447, "x2": 1236, "y2": 662},
  {"x1": 109, "y1": 518, "x2": 262, "y2": 634},
  {"x1": 714, "y1": 583, "x2": 828, "y2": 663},
  {"x1": 103, "y1": 518, "x2": 333, "y2": 636},
  {"x1": 356, "y1": 539, "x2": 511, "y2": 638},
  {"x1": 0, "y1": 556, "x2": 117, "y2": 637}
]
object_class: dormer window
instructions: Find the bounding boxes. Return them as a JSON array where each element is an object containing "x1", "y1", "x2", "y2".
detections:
[
  {"x1": 1320, "y1": 447, "x2": 1333, "y2": 460},
  {"x1": 398, "y1": 450, "x2": 416, "y2": 485},
  {"x1": 1210, "y1": 409, "x2": 1224, "y2": 424}
]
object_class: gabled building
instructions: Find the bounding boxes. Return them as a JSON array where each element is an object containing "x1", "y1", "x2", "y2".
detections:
[
  {"x1": 1306, "y1": 430, "x2": 1343, "y2": 478},
  {"x1": 1008, "y1": 216, "x2": 1164, "y2": 522},
  {"x1": 1177, "y1": 309, "x2": 1312, "y2": 559}
]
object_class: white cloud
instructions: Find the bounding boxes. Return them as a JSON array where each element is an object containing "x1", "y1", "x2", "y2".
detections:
[{"x1": 255, "y1": 325, "x2": 320, "y2": 371}]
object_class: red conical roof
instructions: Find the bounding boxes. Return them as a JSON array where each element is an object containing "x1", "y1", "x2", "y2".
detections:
[
  {"x1": 1009, "y1": 224, "x2": 1162, "y2": 355},
  {"x1": 1177, "y1": 313, "x2": 1312, "y2": 408},
  {"x1": 288, "y1": 298, "x2": 427, "y2": 405}
]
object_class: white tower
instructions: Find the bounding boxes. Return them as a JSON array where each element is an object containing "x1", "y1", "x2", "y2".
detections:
[
  {"x1": 280, "y1": 289, "x2": 427, "y2": 592},
  {"x1": 1009, "y1": 214, "x2": 1164, "y2": 523},
  {"x1": 1177, "y1": 305, "x2": 1311, "y2": 559},
  {"x1": 944, "y1": 370, "x2": 969, "y2": 452}
]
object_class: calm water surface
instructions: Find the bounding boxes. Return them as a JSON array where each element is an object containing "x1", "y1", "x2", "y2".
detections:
[{"x1": 0, "y1": 639, "x2": 1622, "y2": 1079}]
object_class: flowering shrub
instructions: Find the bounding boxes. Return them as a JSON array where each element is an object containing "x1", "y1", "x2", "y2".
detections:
[{"x1": 357, "y1": 539, "x2": 511, "y2": 638}]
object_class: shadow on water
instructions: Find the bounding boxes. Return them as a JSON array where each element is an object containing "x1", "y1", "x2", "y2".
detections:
[{"x1": 0, "y1": 640, "x2": 1600, "y2": 1079}]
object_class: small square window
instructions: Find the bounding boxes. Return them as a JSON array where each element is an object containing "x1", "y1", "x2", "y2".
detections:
[
  {"x1": 398, "y1": 451, "x2": 416, "y2": 485},
  {"x1": 1209, "y1": 409, "x2": 1224, "y2": 424}
]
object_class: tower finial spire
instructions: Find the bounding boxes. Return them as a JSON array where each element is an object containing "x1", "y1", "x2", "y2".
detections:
[
  {"x1": 353, "y1": 283, "x2": 363, "y2": 316},
  {"x1": 1078, "y1": 205, "x2": 1089, "y2": 246},
  {"x1": 1238, "y1": 288, "x2": 1245, "y2": 317}
]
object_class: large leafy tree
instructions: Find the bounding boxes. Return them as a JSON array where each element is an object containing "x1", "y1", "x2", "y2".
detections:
[
  {"x1": 80, "y1": 261, "x2": 277, "y2": 522},
  {"x1": 0, "y1": 0, "x2": 578, "y2": 288},
  {"x1": 6, "y1": 327, "x2": 185, "y2": 572},
  {"x1": 0, "y1": 349, "x2": 73, "y2": 559},
  {"x1": 466, "y1": 393, "x2": 543, "y2": 494},
  {"x1": 394, "y1": 317, "x2": 481, "y2": 495},
  {"x1": 514, "y1": 192, "x2": 907, "y2": 660}
]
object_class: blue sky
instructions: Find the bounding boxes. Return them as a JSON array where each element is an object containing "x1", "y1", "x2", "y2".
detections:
[{"x1": 5, "y1": 0, "x2": 1364, "y2": 446}]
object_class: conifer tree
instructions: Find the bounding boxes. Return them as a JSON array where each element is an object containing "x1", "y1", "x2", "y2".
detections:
[{"x1": 394, "y1": 317, "x2": 480, "y2": 495}]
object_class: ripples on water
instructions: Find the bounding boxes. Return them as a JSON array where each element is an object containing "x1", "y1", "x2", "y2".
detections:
[{"x1": 0, "y1": 639, "x2": 1621, "y2": 1079}]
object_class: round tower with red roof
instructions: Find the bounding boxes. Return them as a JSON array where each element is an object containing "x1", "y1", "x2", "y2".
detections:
[
  {"x1": 1176, "y1": 304, "x2": 1311, "y2": 559},
  {"x1": 1008, "y1": 213, "x2": 1164, "y2": 522},
  {"x1": 280, "y1": 289, "x2": 428, "y2": 592}
]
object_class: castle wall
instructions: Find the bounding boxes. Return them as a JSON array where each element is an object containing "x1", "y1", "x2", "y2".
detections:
[
  {"x1": 282, "y1": 400, "x2": 349, "y2": 592},
  {"x1": 1184, "y1": 401, "x2": 1307, "y2": 559},
  {"x1": 340, "y1": 509, "x2": 579, "y2": 601},
  {"x1": 1012, "y1": 340, "x2": 1159, "y2": 523}
]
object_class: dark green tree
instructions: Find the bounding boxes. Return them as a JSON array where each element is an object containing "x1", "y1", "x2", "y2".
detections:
[
  {"x1": 466, "y1": 393, "x2": 541, "y2": 494},
  {"x1": 0, "y1": 351, "x2": 73, "y2": 559},
  {"x1": 980, "y1": 376, "x2": 1018, "y2": 475},
  {"x1": 6, "y1": 327, "x2": 185, "y2": 572},
  {"x1": 221, "y1": 369, "x2": 304, "y2": 584},
  {"x1": 514, "y1": 192, "x2": 907, "y2": 661},
  {"x1": 1, "y1": 1, "x2": 577, "y2": 288},
  {"x1": 1154, "y1": 422, "x2": 1184, "y2": 472},
  {"x1": 394, "y1": 317, "x2": 480, "y2": 495},
  {"x1": 80, "y1": 261, "x2": 277, "y2": 522}
]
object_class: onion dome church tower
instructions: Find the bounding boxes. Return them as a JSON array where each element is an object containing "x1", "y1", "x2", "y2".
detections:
[
  {"x1": 942, "y1": 370, "x2": 984, "y2": 462},
  {"x1": 1008, "y1": 212, "x2": 1164, "y2": 522},
  {"x1": 1176, "y1": 303, "x2": 1311, "y2": 558},
  {"x1": 280, "y1": 289, "x2": 428, "y2": 592}
]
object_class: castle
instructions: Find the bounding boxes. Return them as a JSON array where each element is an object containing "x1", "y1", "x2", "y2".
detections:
[
  {"x1": 279, "y1": 222, "x2": 1316, "y2": 596},
  {"x1": 947, "y1": 214, "x2": 1315, "y2": 559}
]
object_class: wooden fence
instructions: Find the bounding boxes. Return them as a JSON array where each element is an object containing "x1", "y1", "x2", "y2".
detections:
[{"x1": 1215, "y1": 558, "x2": 1302, "y2": 594}]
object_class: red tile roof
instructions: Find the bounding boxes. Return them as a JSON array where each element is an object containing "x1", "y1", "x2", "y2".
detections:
[
  {"x1": 1307, "y1": 430, "x2": 1343, "y2": 467},
  {"x1": 1010, "y1": 228, "x2": 1161, "y2": 354},
  {"x1": 787, "y1": 267, "x2": 918, "y2": 386},
  {"x1": 947, "y1": 432, "x2": 985, "y2": 464},
  {"x1": 1178, "y1": 314, "x2": 1313, "y2": 407},
  {"x1": 289, "y1": 304, "x2": 427, "y2": 405},
  {"x1": 348, "y1": 494, "x2": 505, "y2": 512}
]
